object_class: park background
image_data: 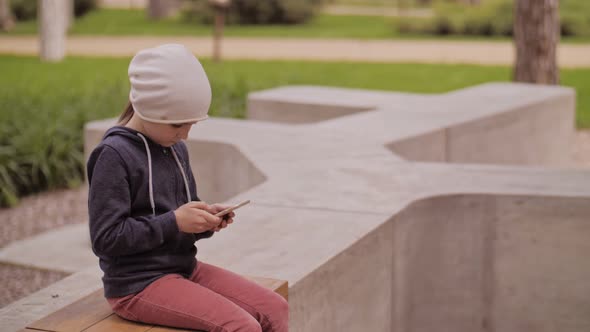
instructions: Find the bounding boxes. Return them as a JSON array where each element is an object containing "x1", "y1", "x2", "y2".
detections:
[{"x1": 0, "y1": 0, "x2": 589, "y2": 311}]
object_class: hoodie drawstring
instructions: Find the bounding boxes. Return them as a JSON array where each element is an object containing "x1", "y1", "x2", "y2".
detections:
[
  {"x1": 137, "y1": 133, "x2": 192, "y2": 217},
  {"x1": 171, "y1": 146, "x2": 192, "y2": 203},
  {"x1": 137, "y1": 133, "x2": 156, "y2": 216}
]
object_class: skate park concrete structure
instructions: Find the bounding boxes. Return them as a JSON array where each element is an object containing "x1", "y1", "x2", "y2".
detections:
[{"x1": 2, "y1": 82, "x2": 590, "y2": 331}]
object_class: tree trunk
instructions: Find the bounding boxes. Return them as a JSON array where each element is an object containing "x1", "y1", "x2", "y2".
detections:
[
  {"x1": 212, "y1": 10, "x2": 224, "y2": 62},
  {"x1": 210, "y1": 0, "x2": 230, "y2": 62},
  {"x1": 0, "y1": 0, "x2": 15, "y2": 31},
  {"x1": 148, "y1": 0, "x2": 180, "y2": 20},
  {"x1": 39, "y1": 0, "x2": 67, "y2": 62},
  {"x1": 513, "y1": 0, "x2": 560, "y2": 84}
]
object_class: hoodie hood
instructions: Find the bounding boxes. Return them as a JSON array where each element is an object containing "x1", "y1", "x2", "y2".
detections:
[
  {"x1": 103, "y1": 126, "x2": 149, "y2": 144},
  {"x1": 101, "y1": 126, "x2": 192, "y2": 216}
]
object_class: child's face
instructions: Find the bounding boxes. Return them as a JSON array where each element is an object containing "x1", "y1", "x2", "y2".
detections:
[{"x1": 142, "y1": 121, "x2": 197, "y2": 147}]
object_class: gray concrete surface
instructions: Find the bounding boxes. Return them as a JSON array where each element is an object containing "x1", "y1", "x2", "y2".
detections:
[
  {"x1": 2, "y1": 82, "x2": 589, "y2": 331},
  {"x1": 391, "y1": 195, "x2": 590, "y2": 332},
  {"x1": 0, "y1": 224, "x2": 95, "y2": 274}
]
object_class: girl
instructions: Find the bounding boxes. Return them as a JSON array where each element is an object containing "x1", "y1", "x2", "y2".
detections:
[{"x1": 87, "y1": 44, "x2": 288, "y2": 332}]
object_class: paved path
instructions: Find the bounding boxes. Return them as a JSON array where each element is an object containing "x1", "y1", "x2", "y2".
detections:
[{"x1": 1, "y1": 35, "x2": 589, "y2": 67}]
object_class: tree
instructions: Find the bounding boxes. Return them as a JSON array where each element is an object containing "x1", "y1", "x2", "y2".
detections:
[
  {"x1": 513, "y1": 0, "x2": 560, "y2": 84},
  {"x1": 39, "y1": 0, "x2": 68, "y2": 62},
  {"x1": 0, "y1": 0, "x2": 15, "y2": 31},
  {"x1": 210, "y1": 0, "x2": 231, "y2": 62}
]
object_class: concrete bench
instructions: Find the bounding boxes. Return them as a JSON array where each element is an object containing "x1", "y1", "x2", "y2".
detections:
[
  {"x1": 4, "y1": 83, "x2": 589, "y2": 331},
  {"x1": 19, "y1": 276, "x2": 287, "y2": 332}
]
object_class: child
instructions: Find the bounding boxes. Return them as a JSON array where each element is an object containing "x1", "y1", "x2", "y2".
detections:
[{"x1": 87, "y1": 44, "x2": 288, "y2": 332}]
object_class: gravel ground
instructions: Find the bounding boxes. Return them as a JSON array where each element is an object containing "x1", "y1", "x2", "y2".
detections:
[
  {"x1": 1, "y1": 130, "x2": 589, "y2": 309},
  {"x1": 0, "y1": 186, "x2": 87, "y2": 309},
  {"x1": 0, "y1": 263, "x2": 70, "y2": 308},
  {"x1": 0, "y1": 186, "x2": 89, "y2": 249}
]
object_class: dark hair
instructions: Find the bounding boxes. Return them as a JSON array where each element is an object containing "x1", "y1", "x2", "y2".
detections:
[{"x1": 118, "y1": 101, "x2": 134, "y2": 125}]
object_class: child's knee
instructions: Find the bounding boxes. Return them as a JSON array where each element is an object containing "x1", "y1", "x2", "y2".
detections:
[
  {"x1": 264, "y1": 294, "x2": 289, "y2": 331},
  {"x1": 275, "y1": 295, "x2": 289, "y2": 322},
  {"x1": 240, "y1": 316, "x2": 262, "y2": 332}
]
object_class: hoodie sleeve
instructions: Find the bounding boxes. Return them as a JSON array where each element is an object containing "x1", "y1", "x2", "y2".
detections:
[
  {"x1": 87, "y1": 145, "x2": 179, "y2": 257},
  {"x1": 191, "y1": 159, "x2": 214, "y2": 241},
  {"x1": 177, "y1": 142, "x2": 214, "y2": 241}
]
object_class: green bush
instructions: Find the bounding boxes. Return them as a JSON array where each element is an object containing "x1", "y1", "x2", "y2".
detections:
[
  {"x1": 433, "y1": 0, "x2": 511, "y2": 36},
  {"x1": 9, "y1": 0, "x2": 97, "y2": 21},
  {"x1": 181, "y1": 0, "x2": 214, "y2": 24},
  {"x1": 182, "y1": 0, "x2": 322, "y2": 25},
  {"x1": 396, "y1": 17, "x2": 430, "y2": 34},
  {"x1": 560, "y1": 0, "x2": 590, "y2": 37},
  {"x1": 74, "y1": 0, "x2": 98, "y2": 17},
  {"x1": 394, "y1": 0, "x2": 590, "y2": 38},
  {"x1": 0, "y1": 56, "x2": 129, "y2": 207},
  {"x1": 9, "y1": 0, "x2": 36, "y2": 21}
]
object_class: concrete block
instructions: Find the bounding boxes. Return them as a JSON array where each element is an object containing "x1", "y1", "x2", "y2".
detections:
[
  {"x1": 446, "y1": 96, "x2": 574, "y2": 166},
  {"x1": 390, "y1": 194, "x2": 590, "y2": 332},
  {"x1": 289, "y1": 218, "x2": 393, "y2": 332},
  {"x1": 8, "y1": 82, "x2": 586, "y2": 332},
  {"x1": 386, "y1": 129, "x2": 447, "y2": 162},
  {"x1": 493, "y1": 196, "x2": 590, "y2": 332},
  {"x1": 0, "y1": 224, "x2": 94, "y2": 273},
  {"x1": 391, "y1": 195, "x2": 496, "y2": 332},
  {"x1": 247, "y1": 86, "x2": 414, "y2": 124}
]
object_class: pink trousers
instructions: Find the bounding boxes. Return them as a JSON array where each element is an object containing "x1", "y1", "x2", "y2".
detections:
[{"x1": 107, "y1": 262, "x2": 289, "y2": 332}]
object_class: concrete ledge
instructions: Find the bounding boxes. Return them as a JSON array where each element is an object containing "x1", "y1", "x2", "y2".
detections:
[
  {"x1": 247, "y1": 85, "x2": 429, "y2": 124},
  {"x1": 0, "y1": 224, "x2": 94, "y2": 274},
  {"x1": 0, "y1": 267, "x2": 102, "y2": 332}
]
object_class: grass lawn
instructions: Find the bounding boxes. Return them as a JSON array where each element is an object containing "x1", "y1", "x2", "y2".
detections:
[
  {"x1": 4, "y1": 9, "x2": 589, "y2": 43},
  {"x1": 2, "y1": 55, "x2": 587, "y2": 125},
  {"x1": 0, "y1": 55, "x2": 588, "y2": 205}
]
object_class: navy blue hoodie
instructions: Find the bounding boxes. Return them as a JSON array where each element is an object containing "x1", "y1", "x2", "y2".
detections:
[{"x1": 87, "y1": 126, "x2": 213, "y2": 298}]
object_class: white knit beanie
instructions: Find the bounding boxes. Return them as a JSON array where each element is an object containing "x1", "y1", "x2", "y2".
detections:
[{"x1": 128, "y1": 44, "x2": 211, "y2": 124}]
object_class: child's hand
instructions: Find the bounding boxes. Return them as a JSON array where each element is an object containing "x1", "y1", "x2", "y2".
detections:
[
  {"x1": 174, "y1": 201, "x2": 221, "y2": 234},
  {"x1": 208, "y1": 204, "x2": 235, "y2": 232}
]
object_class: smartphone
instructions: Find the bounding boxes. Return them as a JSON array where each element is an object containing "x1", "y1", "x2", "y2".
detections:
[{"x1": 214, "y1": 200, "x2": 250, "y2": 218}]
